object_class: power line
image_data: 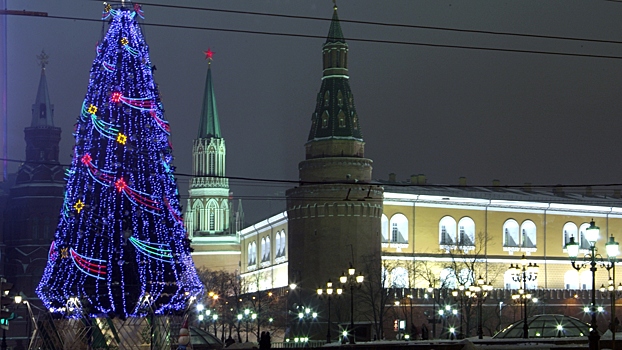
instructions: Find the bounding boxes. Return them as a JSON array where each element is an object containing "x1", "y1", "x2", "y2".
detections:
[
  {"x1": 4, "y1": 10, "x2": 622, "y2": 60},
  {"x1": 102, "y1": 0, "x2": 622, "y2": 47},
  {"x1": 5, "y1": 157, "x2": 622, "y2": 191}
]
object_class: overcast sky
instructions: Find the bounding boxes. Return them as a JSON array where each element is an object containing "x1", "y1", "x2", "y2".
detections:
[{"x1": 5, "y1": 1, "x2": 622, "y2": 223}]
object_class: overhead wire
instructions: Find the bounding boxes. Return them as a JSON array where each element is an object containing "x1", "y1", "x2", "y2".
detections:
[{"x1": 3, "y1": 6, "x2": 622, "y2": 60}]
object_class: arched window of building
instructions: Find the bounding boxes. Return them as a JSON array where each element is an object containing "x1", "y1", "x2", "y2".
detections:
[
  {"x1": 456, "y1": 268, "x2": 474, "y2": 286},
  {"x1": 381, "y1": 214, "x2": 389, "y2": 243},
  {"x1": 248, "y1": 243, "x2": 254, "y2": 266},
  {"x1": 439, "y1": 216, "x2": 456, "y2": 247},
  {"x1": 564, "y1": 270, "x2": 579, "y2": 289},
  {"x1": 390, "y1": 214, "x2": 408, "y2": 244},
  {"x1": 382, "y1": 267, "x2": 390, "y2": 288},
  {"x1": 457, "y1": 217, "x2": 475, "y2": 249},
  {"x1": 563, "y1": 222, "x2": 578, "y2": 251},
  {"x1": 324, "y1": 91, "x2": 330, "y2": 106},
  {"x1": 281, "y1": 231, "x2": 286, "y2": 257},
  {"x1": 579, "y1": 270, "x2": 592, "y2": 290},
  {"x1": 261, "y1": 238, "x2": 266, "y2": 262},
  {"x1": 321, "y1": 111, "x2": 329, "y2": 128},
  {"x1": 440, "y1": 268, "x2": 457, "y2": 289},
  {"x1": 275, "y1": 232, "x2": 282, "y2": 258},
  {"x1": 391, "y1": 267, "x2": 409, "y2": 288},
  {"x1": 337, "y1": 90, "x2": 343, "y2": 107},
  {"x1": 578, "y1": 223, "x2": 592, "y2": 250},
  {"x1": 520, "y1": 220, "x2": 537, "y2": 250},
  {"x1": 503, "y1": 219, "x2": 520, "y2": 253},
  {"x1": 504, "y1": 269, "x2": 520, "y2": 290}
]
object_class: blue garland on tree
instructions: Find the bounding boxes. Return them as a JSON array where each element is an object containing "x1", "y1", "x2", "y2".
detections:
[{"x1": 36, "y1": 3, "x2": 203, "y2": 318}]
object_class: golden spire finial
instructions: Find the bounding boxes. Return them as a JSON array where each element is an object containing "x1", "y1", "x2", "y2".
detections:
[
  {"x1": 36, "y1": 50, "x2": 49, "y2": 69},
  {"x1": 333, "y1": 0, "x2": 337, "y2": 10}
]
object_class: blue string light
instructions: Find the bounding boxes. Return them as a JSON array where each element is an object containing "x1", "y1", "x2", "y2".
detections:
[{"x1": 37, "y1": 5, "x2": 203, "y2": 318}]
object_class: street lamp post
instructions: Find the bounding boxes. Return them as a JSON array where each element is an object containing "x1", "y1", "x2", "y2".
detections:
[
  {"x1": 452, "y1": 284, "x2": 466, "y2": 339},
  {"x1": 237, "y1": 308, "x2": 256, "y2": 343},
  {"x1": 566, "y1": 220, "x2": 618, "y2": 350},
  {"x1": 600, "y1": 278, "x2": 622, "y2": 350},
  {"x1": 469, "y1": 276, "x2": 492, "y2": 339},
  {"x1": 317, "y1": 280, "x2": 343, "y2": 343},
  {"x1": 509, "y1": 254, "x2": 539, "y2": 339},
  {"x1": 426, "y1": 285, "x2": 437, "y2": 339},
  {"x1": 340, "y1": 263, "x2": 364, "y2": 344},
  {"x1": 600, "y1": 235, "x2": 621, "y2": 350}
]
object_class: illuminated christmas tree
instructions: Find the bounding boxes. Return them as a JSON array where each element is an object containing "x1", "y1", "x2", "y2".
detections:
[{"x1": 36, "y1": 3, "x2": 203, "y2": 318}]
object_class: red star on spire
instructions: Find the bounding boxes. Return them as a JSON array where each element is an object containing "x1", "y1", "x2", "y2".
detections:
[{"x1": 204, "y1": 48, "x2": 214, "y2": 62}]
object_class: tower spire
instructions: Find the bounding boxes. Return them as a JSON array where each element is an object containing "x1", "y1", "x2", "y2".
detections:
[
  {"x1": 32, "y1": 50, "x2": 54, "y2": 127},
  {"x1": 305, "y1": 2, "x2": 363, "y2": 161},
  {"x1": 198, "y1": 49, "x2": 220, "y2": 139}
]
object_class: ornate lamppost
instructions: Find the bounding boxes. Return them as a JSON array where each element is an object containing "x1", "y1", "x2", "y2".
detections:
[
  {"x1": 237, "y1": 308, "x2": 257, "y2": 343},
  {"x1": 340, "y1": 263, "x2": 364, "y2": 344},
  {"x1": 426, "y1": 284, "x2": 438, "y2": 339},
  {"x1": 317, "y1": 280, "x2": 342, "y2": 343},
  {"x1": 600, "y1": 235, "x2": 620, "y2": 350},
  {"x1": 469, "y1": 276, "x2": 492, "y2": 339},
  {"x1": 566, "y1": 220, "x2": 618, "y2": 350},
  {"x1": 451, "y1": 284, "x2": 466, "y2": 339},
  {"x1": 508, "y1": 254, "x2": 538, "y2": 339}
]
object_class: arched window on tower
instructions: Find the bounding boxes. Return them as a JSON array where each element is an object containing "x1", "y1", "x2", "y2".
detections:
[
  {"x1": 208, "y1": 149, "x2": 216, "y2": 176},
  {"x1": 324, "y1": 91, "x2": 330, "y2": 106},
  {"x1": 337, "y1": 90, "x2": 343, "y2": 107},
  {"x1": 338, "y1": 110, "x2": 346, "y2": 128},
  {"x1": 321, "y1": 111, "x2": 329, "y2": 129}
]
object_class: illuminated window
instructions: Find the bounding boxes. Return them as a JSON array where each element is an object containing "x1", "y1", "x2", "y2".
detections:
[
  {"x1": 209, "y1": 211, "x2": 215, "y2": 231},
  {"x1": 520, "y1": 220, "x2": 537, "y2": 251},
  {"x1": 381, "y1": 214, "x2": 389, "y2": 243},
  {"x1": 390, "y1": 214, "x2": 408, "y2": 244},
  {"x1": 390, "y1": 267, "x2": 408, "y2": 288},
  {"x1": 503, "y1": 219, "x2": 519, "y2": 251},
  {"x1": 563, "y1": 222, "x2": 578, "y2": 251},
  {"x1": 439, "y1": 216, "x2": 456, "y2": 247},
  {"x1": 338, "y1": 110, "x2": 346, "y2": 128},
  {"x1": 321, "y1": 111, "x2": 329, "y2": 128},
  {"x1": 578, "y1": 223, "x2": 592, "y2": 250},
  {"x1": 458, "y1": 217, "x2": 475, "y2": 248},
  {"x1": 208, "y1": 152, "x2": 215, "y2": 175}
]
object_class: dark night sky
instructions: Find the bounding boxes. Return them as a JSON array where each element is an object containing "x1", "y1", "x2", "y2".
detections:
[{"x1": 6, "y1": 1, "x2": 622, "y2": 223}]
